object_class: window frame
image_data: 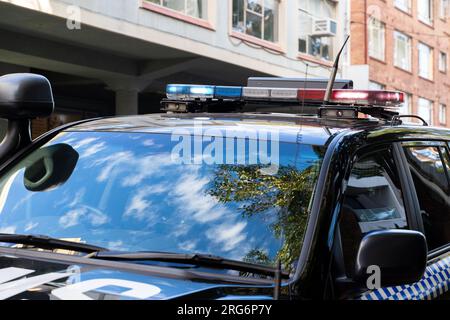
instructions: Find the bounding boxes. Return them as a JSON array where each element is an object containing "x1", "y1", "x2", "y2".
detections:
[
  {"x1": 140, "y1": 0, "x2": 214, "y2": 30},
  {"x1": 335, "y1": 143, "x2": 422, "y2": 281},
  {"x1": 417, "y1": 0, "x2": 434, "y2": 26},
  {"x1": 439, "y1": 0, "x2": 449, "y2": 19},
  {"x1": 439, "y1": 51, "x2": 448, "y2": 73},
  {"x1": 395, "y1": 0, "x2": 412, "y2": 13},
  {"x1": 231, "y1": 0, "x2": 281, "y2": 44},
  {"x1": 400, "y1": 141, "x2": 450, "y2": 258},
  {"x1": 418, "y1": 42, "x2": 434, "y2": 80},
  {"x1": 394, "y1": 31, "x2": 412, "y2": 72},
  {"x1": 368, "y1": 17, "x2": 386, "y2": 62},
  {"x1": 439, "y1": 104, "x2": 447, "y2": 125},
  {"x1": 418, "y1": 97, "x2": 434, "y2": 125}
]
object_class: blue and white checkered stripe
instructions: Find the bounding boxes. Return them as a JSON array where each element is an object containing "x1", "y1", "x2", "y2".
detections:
[{"x1": 359, "y1": 255, "x2": 450, "y2": 300}]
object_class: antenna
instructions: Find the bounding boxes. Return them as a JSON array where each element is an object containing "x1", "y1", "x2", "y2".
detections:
[{"x1": 323, "y1": 35, "x2": 350, "y2": 104}]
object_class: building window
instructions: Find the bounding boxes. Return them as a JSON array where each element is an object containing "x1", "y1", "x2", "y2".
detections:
[
  {"x1": 147, "y1": 0, "x2": 208, "y2": 19},
  {"x1": 439, "y1": 104, "x2": 447, "y2": 125},
  {"x1": 439, "y1": 51, "x2": 447, "y2": 73},
  {"x1": 398, "y1": 92, "x2": 412, "y2": 115},
  {"x1": 395, "y1": 0, "x2": 412, "y2": 13},
  {"x1": 418, "y1": 97, "x2": 433, "y2": 125},
  {"x1": 418, "y1": 42, "x2": 434, "y2": 80},
  {"x1": 418, "y1": 0, "x2": 433, "y2": 24},
  {"x1": 298, "y1": 0, "x2": 337, "y2": 61},
  {"x1": 439, "y1": 0, "x2": 449, "y2": 18},
  {"x1": 394, "y1": 31, "x2": 412, "y2": 71},
  {"x1": 369, "y1": 81, "x2": 386, "y2": 90},
  {"x1": 232, "y1": 0, "x2": 279, "y2": 43},
  {"x1": 368, "y1": 17, "x2": 385, "y2": 61}
]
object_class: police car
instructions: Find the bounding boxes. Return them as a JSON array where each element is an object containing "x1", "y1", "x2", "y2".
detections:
[{"x1": 0, "y1": 70, "x2": 448, "y2": 301}]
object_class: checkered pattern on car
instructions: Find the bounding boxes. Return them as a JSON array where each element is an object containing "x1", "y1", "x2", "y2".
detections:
[{"x1": 359, "y1": 255, "x2": 450, "y2": 300}]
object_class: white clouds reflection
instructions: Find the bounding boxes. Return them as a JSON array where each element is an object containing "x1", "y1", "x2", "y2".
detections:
[
  {"x1": 0, "y1": 226, "x2": 16, "y2": 234},
  {"x1": 59, "y1": 208, "x2": 86, "y2": 229},
  {"x1": 24, "y1": 222, "x2": 39, "y2": 232},
  {"x1": 91, "y1": 148, "x2": 251, "y2": 256},
  {"x1": 206, "y1": 222, "x2": 248, "y2": 252},
  {"x1": 59, "y1": 206, "x2": 109, "y2": 229}
]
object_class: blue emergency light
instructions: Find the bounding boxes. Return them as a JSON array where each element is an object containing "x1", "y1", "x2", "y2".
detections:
[{"x1": 166, "y1": 84, "x2": 242, "y2": 100}]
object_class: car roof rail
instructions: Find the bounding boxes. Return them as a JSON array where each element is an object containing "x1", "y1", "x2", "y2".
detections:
[{"x1": 391, "y1": 115, "x2": 429, "y2": 127}]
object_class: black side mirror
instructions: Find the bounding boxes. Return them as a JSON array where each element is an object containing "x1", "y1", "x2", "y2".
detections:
[
  {"x1": 0, "y1": 73, "x2": 54, "y2": 161},
  {"x1": 354, "y1": 230, "x2": 427, "y2": 288},
  {"x1": 23, "y1": 144, "x2": 79, "y2": 192}
]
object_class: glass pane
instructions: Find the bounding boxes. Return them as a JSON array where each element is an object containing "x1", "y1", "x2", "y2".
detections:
[
  {"x1": 418, "y1": 98, "x2": 432, "y2": 124},
  {"x1": 247, "y1": 0, "x2": 263, "y2": 13},
  {"x1": 340, "y1": 147, "x2": 407, "y2": 276},
  {"x1": 232, "y1": 0, "x2": 245, "y2": 32},
  {"x1": 0, "y1": 132, "x2": 325, "y2": 275},
  {"x1": 163, "y1": 0, "x2": 185, "y2": 12},
  {"x1": 246, "y1": 11, "x2": 262, "y2": 39},
  {"x1": 404, "y1": 146, "x2": 450, "y2": 250},
  {"x1": 186, "y1": 0, "x2": 207, "y2": 19},
  {"x1": 263, "y1": 0, "x2": 277, "y2": 42}
]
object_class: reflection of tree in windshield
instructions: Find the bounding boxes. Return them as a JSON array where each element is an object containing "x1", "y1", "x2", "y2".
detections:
[{"x1": 208, "y1": 161, "x2": 321, "y2": 274}]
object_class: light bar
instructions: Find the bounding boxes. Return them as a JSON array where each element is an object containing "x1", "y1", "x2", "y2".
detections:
[
  {"x1": 242, "y1": 87, "x2": 298, "y2": 101},
  {"x1": 297, "y1": 89, "x2": 404, "y2": 106},
  {"x1": 166, "y1": 84, "x2": 404, "y2": 107},
  {"x1": 331, "y1": 90, "x2": 404, "y2": 106},
  {"x1": 166, "y1": 84, "x2": 242, "y2": 100}
]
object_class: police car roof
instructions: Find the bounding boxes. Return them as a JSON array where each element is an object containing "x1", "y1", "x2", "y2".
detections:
[{"x1": 66, "y1": 112, "x2": 432, "y2": 147}]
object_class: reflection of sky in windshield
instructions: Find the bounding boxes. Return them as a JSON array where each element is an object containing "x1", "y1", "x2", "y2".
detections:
[{"x1": 0, "y1": 132, "x2": 323, "y2": 269}]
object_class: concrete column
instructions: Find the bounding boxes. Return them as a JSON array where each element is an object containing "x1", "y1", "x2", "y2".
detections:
[{"x1": 115, "y1": 88, "x2": 139, "y2": 115}]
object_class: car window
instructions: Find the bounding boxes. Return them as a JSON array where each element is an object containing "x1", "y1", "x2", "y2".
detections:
[
  {"x1": 339, "y1": 146, "x2": 408, "y2": 276},
  {"x1": 0, "y1": 131, "x2": 326, "y2": 275},
  {"x1": 403, "y1": 146, "x2": 450, "y2": 251}
]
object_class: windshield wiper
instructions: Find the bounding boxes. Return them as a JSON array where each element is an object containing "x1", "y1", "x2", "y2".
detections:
[
  {"x1": 0, "y1": 233, "x2": 108, "y2": 254},
  {"x1": 93, "y1": 251, "x2": 290, "y2": 279}
]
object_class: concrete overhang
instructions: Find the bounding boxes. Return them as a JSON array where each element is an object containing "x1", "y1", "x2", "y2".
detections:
[{"x1": 0, "y1": 0, "x2": 276, "y2": 89}]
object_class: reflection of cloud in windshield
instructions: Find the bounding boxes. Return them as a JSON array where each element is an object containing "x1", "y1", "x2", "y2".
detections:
[
  {"x1": 72, "y1": 137, "x2": 99, "y2": 149},
  {"x1": 59, "y1": 206, "x2": 109, "y2": 229},
  {"x1": 178, "y1": 240, "x2": 198, "y2": 252},
  {"x1": 124, "y1": 188, "x2": 158, "y2": 223},
  {"x1": 80, "y1": 142, "x2": 106, "y2": 158},
  {"x1": 173, "y1": 172, "x2": 228, "y2": 223},
  {"x1": 108, "y1": 240, "x2": 129, "y2": 252},
  {"x1": 0, "y1": 226, "x2": 16, "y2": 234},
  {"x1": 59, "y1": 208, "x2": 86, "y2": 229},
  {"x1": 25, "y1": 222, "x2": 39, "y2": 232},
  {"x1": 206, "y1": 222, "x2": 247, "y2": 252},
  {"x1": 68, "y1": 189, "x2": 85, "y2": 208}
]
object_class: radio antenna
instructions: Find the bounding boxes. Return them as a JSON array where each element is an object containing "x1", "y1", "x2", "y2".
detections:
[{"x1": 323, "y1": 35, "x2": 350, "y2": 104}]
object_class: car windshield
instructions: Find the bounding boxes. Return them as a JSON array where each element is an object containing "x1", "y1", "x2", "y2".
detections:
[{"x1": 0, "y1": 130, "x2": 324, "y2": 275}]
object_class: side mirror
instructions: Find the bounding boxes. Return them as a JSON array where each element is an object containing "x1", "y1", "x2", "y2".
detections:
[
  {"x1": 354, "y1": 230, "x2": 427, "y2": 288},
  {"x1": 0, "y1": 73, "x2": 54, "y2": 119},
  {"x1": 0, "y1": 73, "x2": 54, "y2": 161},
  {"x1": 23, "y1": 144, "x2": 79, "y2": 192}
]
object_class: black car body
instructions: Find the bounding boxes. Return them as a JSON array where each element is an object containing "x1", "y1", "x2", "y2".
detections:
[
  {"x1": 0, "y1": 73, "x2": 448, "y2": 300},
  {"x1": 0, "y1": 111, "x2": 447, "y2": 300}
]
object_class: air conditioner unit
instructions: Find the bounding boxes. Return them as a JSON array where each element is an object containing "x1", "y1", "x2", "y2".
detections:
[{"x1": 312, "y1": 18, "x2": 337, "y2": 37}]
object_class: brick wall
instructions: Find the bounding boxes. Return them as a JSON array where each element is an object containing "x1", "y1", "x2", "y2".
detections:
[{"x1": 351, "y1": 0, "x2": 450, "y2": 127}]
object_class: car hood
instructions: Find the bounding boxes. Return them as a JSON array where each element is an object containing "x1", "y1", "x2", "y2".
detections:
[{"x1": 0, "y1": 254, "x2": 274, "y2": 300}]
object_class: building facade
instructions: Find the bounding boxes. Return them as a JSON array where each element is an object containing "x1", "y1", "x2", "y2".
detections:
[
  {"x1": 350, "y1": 0, "x2": 450, "y2": 127},
  {"x1": 0, "y1": 0, "x2": 349, "y2": 136}
]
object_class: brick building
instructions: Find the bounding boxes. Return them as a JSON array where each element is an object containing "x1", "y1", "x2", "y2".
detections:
[{"x1": 350, "y1": 0, "x2": 450, "y2": 127}]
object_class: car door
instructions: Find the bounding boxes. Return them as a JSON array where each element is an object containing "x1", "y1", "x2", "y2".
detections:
[
  {"x1": 400, "y1": 141, "x2": 450, "y2": 300},
  {"x1": 334, "y1": 143, "x2": 419, "y2": 299},
  {"x1": 341, "y1": 141, "x2": 450, "y2": 300}
]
